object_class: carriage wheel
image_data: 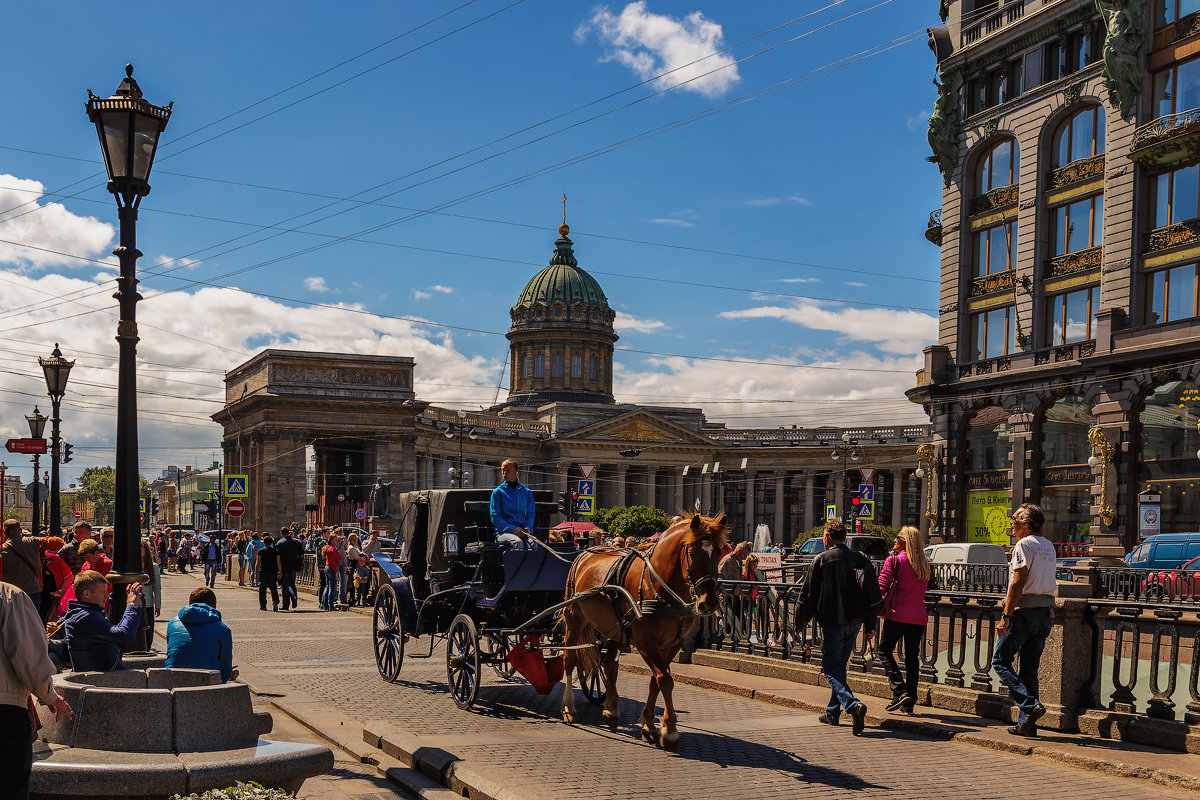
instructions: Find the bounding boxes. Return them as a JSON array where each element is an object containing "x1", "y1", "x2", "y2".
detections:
[
  {"x1": 483, "y1": 632, "x2": 516, "y2": 680},
  {"x1": 373, "y1": 585, "x2": 405, "y2": 682},
  {"x1": 580, "y1": 661, "x2": 608, "y2": 705},
  {"x1": 447, "y1": 614, "x2": 481, "y2": 710}
]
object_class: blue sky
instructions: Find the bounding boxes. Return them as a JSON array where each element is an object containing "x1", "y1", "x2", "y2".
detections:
[{"x1": 0, "y1": 0, "x2": 942, "y2": 483}]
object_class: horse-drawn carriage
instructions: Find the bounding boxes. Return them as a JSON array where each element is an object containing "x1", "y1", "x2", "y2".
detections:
[{"x1": 368, "y1": 487, "x2": 728, "y2": 750}]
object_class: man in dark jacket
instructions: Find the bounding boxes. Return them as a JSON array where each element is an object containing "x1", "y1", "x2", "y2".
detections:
[
  {"x1": 795, "y1": 517, "x2": 883, "y2": 735},
  {"x1": 276, "y1": 527, "x2": 305, "y2": 612},
  {"x1": 64, "y1": 570, "x2": 142, "y2": 672}
]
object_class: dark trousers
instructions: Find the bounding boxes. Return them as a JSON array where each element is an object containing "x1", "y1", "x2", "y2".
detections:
[
  {"x1": 280, "y1": 570, "x2": 298, "y2": 610},
  {"x1": 879, "y1": 619, "x2": 924, "y2": 701},
  {"x1": 991, "y1": 607, "x2": 1053, "y2": 724},
  {"x1": 133, "y1": 607, "x2": 157, "y2": 652},
  {"x1": 0, "y1": 703, "x2": 33, "y2": 800},
  {"x1": 259, "y1": 574, "x2": 279, "y2": 609}
]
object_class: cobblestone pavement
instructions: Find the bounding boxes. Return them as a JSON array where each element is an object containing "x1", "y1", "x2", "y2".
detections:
[{"x1": 160, "y1": 574, "x2": 1194, "y2": 800}]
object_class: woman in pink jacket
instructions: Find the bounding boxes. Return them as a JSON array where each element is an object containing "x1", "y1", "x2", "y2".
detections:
[{"x1": 874, "y1": 525, "x2": 931, "y2": 714}]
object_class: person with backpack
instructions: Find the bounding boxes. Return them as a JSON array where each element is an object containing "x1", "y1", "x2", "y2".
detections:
[{"x1": 794, "y1": 517, "x2": 883, "y2": 736}]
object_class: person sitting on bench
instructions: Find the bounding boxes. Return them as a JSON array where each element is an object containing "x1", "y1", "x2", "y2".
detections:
[{"x1": 489, "y1": 458, "x2": 536, "y2": 549}]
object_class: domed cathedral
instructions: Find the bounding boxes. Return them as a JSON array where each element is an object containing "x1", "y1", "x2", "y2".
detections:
[{"x1": 502, "y1": 216, "x2": 617, "y2": 408}]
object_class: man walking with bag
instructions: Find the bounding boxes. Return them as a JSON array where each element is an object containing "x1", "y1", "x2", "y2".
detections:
[
  {"x1": 992, "y1": 503, "x2": 1057, "y2": 737},
  {"x1": 795, "y1": 517, "x2": 883, "y2": 736}
]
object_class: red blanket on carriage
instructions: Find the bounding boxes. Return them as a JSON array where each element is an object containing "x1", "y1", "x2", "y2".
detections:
[{"x1": 507, "y1": 634, "x2": 564, "y2": 694}]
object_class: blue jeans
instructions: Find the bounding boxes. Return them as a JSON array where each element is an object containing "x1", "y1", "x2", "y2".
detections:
[
  {"x1": 322, "y1": 567, "x2": 339, "y2": 608},
  {"x1": 820, "y1": 621, "x2": 863, "y2": 717},
  {"x1": 991, "y1": 607, "x2": 1053, "y2": 724},
  {"x1": 280, "y1": 570, "x2": 298, "y2": 610},
  {"x1": 203, "y1": 559, "x2": 220, "y2": 587}
]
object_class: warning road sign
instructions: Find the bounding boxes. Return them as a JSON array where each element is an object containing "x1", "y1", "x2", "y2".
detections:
[
  {"x1": 826, "y1": 504, "x2": 837, "y2": 521},
  {"x1": 576, "y1": 496, "x2": 594, "y2": 515},
  {"x1": 579, "y1": 464, "x2": 596, "y2": 480},
  {"x1": 857, "y1": 500, "x2": 875, "y2": 521},
  {"x1": 224, "y1": 475, "x2": 248, "y2": 498}
]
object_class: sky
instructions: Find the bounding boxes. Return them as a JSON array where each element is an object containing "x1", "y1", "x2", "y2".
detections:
[{"x1": 0, "y1": 0, "x2": 945, "y2": 487}]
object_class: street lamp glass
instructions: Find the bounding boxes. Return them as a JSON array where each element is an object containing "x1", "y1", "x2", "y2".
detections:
[
  {"x1": 39, "y1": 343, "x2": 74, "y2": 397},
  {"x1": 915, "y1": 467, "x2": 925, "y2": 478},
  {"x1": 831, "y1": 450, "x2": 840, "y2": 461},
  {"x1": 86, "y1": 64, "x2": 172, "y2": 189},
  {"x1": 26, "y1": 407, "x2": 47, "y2": 439}
]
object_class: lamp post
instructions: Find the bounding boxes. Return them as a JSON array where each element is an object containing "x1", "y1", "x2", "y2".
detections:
[
  {"x1": 26, "y1": 408, "x2": 47, "y2": 535},
  {"x1": 829, "y1": 432, "x2": 860, "y2": 523},
  {"x1": 445, "y1": 410, "x2": 475, "y2": 489},
  {"x1": 40, "y1": 343, "x2": 74, "y2": 537},
  {"x1": 86, "y1": 64, "x2": 171, "y2": 597}
]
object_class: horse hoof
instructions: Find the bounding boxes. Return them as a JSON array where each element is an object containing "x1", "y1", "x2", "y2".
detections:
[
  {"x1": 603, "y1": 711, "x2": 619, "y2": 729},
  {"x1": 640, "y1": 724, "x2": 660, "y2": 745},
  {"x1": 662, "y1": 731, "x2": 680, "y2": 752}
]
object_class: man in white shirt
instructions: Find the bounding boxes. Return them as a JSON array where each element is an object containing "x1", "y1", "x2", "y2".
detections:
[{"x1": 991, "y1": 503, "x2": 1057, "y2": 738}]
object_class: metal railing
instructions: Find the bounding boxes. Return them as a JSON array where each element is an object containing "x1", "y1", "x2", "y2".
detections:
[{"x1": 962, "y1": 0, "x2": 1026, "y2": 45}]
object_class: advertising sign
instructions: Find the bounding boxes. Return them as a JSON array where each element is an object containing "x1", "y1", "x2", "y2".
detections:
[
  {"x1": 966, "y1": 489, "x2": 1011, "y2": 544},
  {"x1": 753, "y1": 551, "x2": 783, "y2": 581},
  {"x1": 1139, "y1": 491, "x2": 1161, "y2": 540}
]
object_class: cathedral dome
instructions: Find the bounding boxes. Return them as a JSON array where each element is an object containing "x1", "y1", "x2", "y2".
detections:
[{"x1": 514, "y1": 226, "x2": 610, "y2": 311}]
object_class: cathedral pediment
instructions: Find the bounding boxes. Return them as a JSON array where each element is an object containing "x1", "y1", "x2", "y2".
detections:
[{"x1": 556, "y1": 409, "x2": 717, "y2": 447}]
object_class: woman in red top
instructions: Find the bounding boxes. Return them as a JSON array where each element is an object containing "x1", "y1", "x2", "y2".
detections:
[
  {"x1": 321, "y1": 533, "x2": 341, "y2": 611},
  {"x1": 874, "y1": 525, "x2": 931, "y2": 714}
]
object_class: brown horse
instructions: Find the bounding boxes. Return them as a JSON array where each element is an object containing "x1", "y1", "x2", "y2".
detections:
[{"x1": 560, "y1": 512, "x2": 727, "y2": 750}]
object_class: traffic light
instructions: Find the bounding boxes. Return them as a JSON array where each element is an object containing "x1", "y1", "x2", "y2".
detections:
[
  {"x1": 850, "y1": 490, "x2": 862, "y2": 516},
  {"x1": 151, "y1": 497, "x2": 160, "y2": 517},
  {"x1": 557, "y1": 490, "x2": 571, "y2": 515},
  {"x1": 62, "y1": 443, "x2": 73, "y2": 464}
]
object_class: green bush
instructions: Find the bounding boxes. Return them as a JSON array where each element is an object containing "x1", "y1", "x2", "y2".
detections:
[
  {"x1": 793, "y1": 522, "x2": 898, "y2": 547},
  {"x1": 590, "y1": 506, "x2": 671, "y2": 540},
  {"x1": 171, "y1": 782, "x2": 295, "y2": 800}
]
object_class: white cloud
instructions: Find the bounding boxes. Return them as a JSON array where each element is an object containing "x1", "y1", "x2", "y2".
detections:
[
  {"x1": 304, "y1": 276, "x2": 331, "y2": 293},
  {"x1": 156, "y1": 254, "x2": 202, "y2": 270},
  {"x1": 646, "y1": 208, "x2": 697, "y2": 227},
  {"x1": 720, "y1": 302, "x2": 937, "y2": 355},
  {"x1": 846, "y1": 281, "x2": 867, "y2": 288},
  {"x1": 744, "y1": 195, "x2": 813, "y2": 207},
  {"x1": 412, "y1": 289, "x2": 431, "y2": 300},
  {"x1": 775, "y1": 277, "x2": 821, "y2": 284},
  {"x1": 428, "y1": 285, "x2": 455, "y2": 294},
  {"x1": 906, "y1": 109, "x2": 931, "y2": 131},
  {"x1": 614, "y1": 312, "x2": 667, "y2": 334},
  {"x1": 0, "y1": 175, "x2": 114, "y2": 270},
  {"x1": 576, "y1": 2, "x2": 740, "y2": 98}
]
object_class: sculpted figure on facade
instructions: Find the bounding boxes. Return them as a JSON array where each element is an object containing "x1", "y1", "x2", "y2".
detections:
[
  {"x1": 927, "y1": 68, "x2": 964, "y2": 186},
  {"x1": 1097, "y1": 0, "x2": 1145, "y2": 118}
]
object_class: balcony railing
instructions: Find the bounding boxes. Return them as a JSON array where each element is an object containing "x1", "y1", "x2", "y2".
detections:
[
  {"x1": 963, "y1": 0, "x2": 1026, "y2": 45},
  {"x1": 420, "y1": 406, "x2": 550, "y2": 436},
  {"x1": 1033, "y1": 339, "x2": 1095, "y2": 365},
  {"x1": 1130, "y1": 108, "x2": 1200, "y2": 167},
  {"x1": 708, "y1": 425, "x2": 931, "y2": 445},
  {"x1": 1146, "y1": 219, "x2": 1200, "y2": 253},
  {"x1": 925, "y1": 209, "x2": 943, "y2": 245},
  {"x1": 1047, "y1": 153, "x2": 1104, "y2": 191}
]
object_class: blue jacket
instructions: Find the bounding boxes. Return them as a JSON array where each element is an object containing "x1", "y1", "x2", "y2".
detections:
[
  {"x1": 165, "y1": 603, "x2": 234, "y2": 682},
  {"x1": 65, "y1": 600, "x2": 141, "y2": 672},
  {"x1": 490, "y1": 481, "x2": 535, "y2": 534}
]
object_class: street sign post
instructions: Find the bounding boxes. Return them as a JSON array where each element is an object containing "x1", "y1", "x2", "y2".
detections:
[
  {"x1": 355, "y1": 508, "x2": 366, "y2": 520},
  {"x1": 579, "y1": 464, "x2": 596, "y2": 480},
  {"x1": 74, "y1": 512, "x2": 82, "y2": 520},
  {"x1": 226, "y1": 499, "x2": 245, "y2": 518},
  {"x1": 858, "y1": 501, "x2": 875, "y2": 521},
  {"x1": 575, "y1": 496, "x2": 594, "y2": 515},
  {"x1": 825, "y1": 504, "x2": 837, "y2": 521},
  {"x1": 224, "y1": 475, "x2": 248, "y2": 498},
  {"x1": 24, "y1": 482, "x2": 47, "y2": 505},
  {"x1": 859, "y1": 467, "x2": 875, "y2": 484},
  {"x1": 6, "y1": 438, "x2": 46, "y2": 454},
  {"x1": 577, "y1": 480, "x2": 594, "y2": 497},
  {"x1": 857, "y1": 484, "x2": 874, "y2": 502}
]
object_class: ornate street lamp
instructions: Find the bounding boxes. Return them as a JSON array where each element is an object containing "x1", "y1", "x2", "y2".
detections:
[
  {"x1": 830, "y1": 431, "x2": 860, "y2": 522},
  {"x1": 86, "y1": 64, "x2": 172, "y2": 603},
  {"x1": 445, "y1": 411, "x2": 473, "y2": 489},
  {"x1": 40, "y1": 344, "x2": 74, "y2": 537},
  {"x1": 26, "y1": 407, "x2": 47, "y2": 535}
]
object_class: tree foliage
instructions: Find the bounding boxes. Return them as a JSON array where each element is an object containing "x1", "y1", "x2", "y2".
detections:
[
  {"x1": 591, "y1": 505, "x2": 671, "y2": 540},
  {"x1": 77, "y1": 467, "x2": 151, "y2": 526},
  {"x1": 794, "y1": 522, "x2": 898, "y2": 547}
]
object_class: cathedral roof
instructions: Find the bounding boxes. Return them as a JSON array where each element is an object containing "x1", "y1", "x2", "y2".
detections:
[{"x1": 514, "y1": 225, "x2": 610, "y2": 311}]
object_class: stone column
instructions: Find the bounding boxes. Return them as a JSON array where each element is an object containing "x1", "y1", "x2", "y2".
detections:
[
  {"x1": 673, "y1": 470, "x2": 684, "y2": 513},
  {"x1": 1090, "y1": 382, "x2": 1137, "y2": 556},
  {"x1": 701, "y1": 471, "x2": 712, "y2": 515},
  {"x1": 615, "y1": 465, "x2": 627, "y2": 508},
  {"x1": 744, "y1": 470, "x2": 755, "y2": 540},
  {"x1": 832, "y1": 471, "x2": 845, "y2": 520},
  {"x1": 891, "y1": 469, "x2": 903, "y2": 528},
  {"x1": 803, "y1": 472, "x2": 815, "y2": 531},
  {"x1": 773, "y1": 471, "x2": 786, "y2": 544}
]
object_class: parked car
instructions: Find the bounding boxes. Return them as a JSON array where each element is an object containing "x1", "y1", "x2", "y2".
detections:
[
  {"x1": 1125, "y1": 532, "x2": 1200, "y2": 571},
  {"x1": 795, "y1": 535, "x2": 890, "y2": 561},
  {"x1": 1141, "y1": 554, "x2": 1200, "y2": 600},
  {"x1": 925, "y1": 542, "x2": 1009, "y2": 591}
]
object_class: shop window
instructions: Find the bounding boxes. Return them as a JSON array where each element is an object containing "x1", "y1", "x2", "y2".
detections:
[
  {"x1": 534, "y1": 355, "x2": 545, "y2": 378},
  {"x1": 969, "y1": 305, "x2": 1015, "y2": 360},
  {"x1": 1053, "y1": 106, "x2": 1105, "y2": 168},
  {"x1": 1150, "y1": 164, "x2": 1200, "y2": 228},
  {"x1": 1046, "y1": 285, "x2": 1098, "y2": 345},
  {"x1": 552, "y1": 354, "x2": 564, "y2": 378},
  {"x1": 1050, "y1": 194, "x2": 1103, "y2": 256},
  {"x1": 1039, "y1": 397, "x2": 1096, "y2": 543},
  {"x1": 1141, "y1": 381, "x2": 1200, "y2": 533},
  {"x1": 963, "y1": 407, "x2": 1012, "y2": 544},
  {"x1": 1146, "y1": 263, "x2": 1200, "y2": 324},
  {"x1": 571, "y1": 354, "x2": 582, "y2": 379},
  {"x1": 1158, "y1": 0, "x2": 1200, "y2": 26},
  {"x1": 973, "y1": 221, "x2": 1017, "y2": 276},
  {"x1": 974, "y1": 138, "x2": 1019, "y2": 195},
  {"x1": 1153, "y1": 55, "x2": 1200, "y2": 118}
]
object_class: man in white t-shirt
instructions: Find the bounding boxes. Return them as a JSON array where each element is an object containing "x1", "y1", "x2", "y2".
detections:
[{"x1": 991, "y1": 502, "x2": 1057, "y2": 738}]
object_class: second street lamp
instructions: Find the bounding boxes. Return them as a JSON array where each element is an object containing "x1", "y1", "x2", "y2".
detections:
[
  {"x1": 26, "y1": 407, "x2": 47, "y2": 536},
  {"x1": 86, "y1": 64, "x2": 171, "y2": 601},
  {"x1": 830, "y1": 432, "x2": 860, "y2": 524},
  {"x1": 40, "y1": 343, "x2": 74, "y2": 537}
]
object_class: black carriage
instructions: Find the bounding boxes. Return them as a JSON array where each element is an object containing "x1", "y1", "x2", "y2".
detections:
[{"x1": 369, "y1": 489, "x2": 613, "y2": 709}]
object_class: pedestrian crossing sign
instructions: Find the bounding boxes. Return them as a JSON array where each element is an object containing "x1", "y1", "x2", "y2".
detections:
[
  {"x1": 825, "y1": 504, "x2": 837, "y2": 521},
  {"x1": 857, "y1": 500, "x2": 875, "y2": 521},
  {"x1": 224, "y1": 474, "x2": 248, "y2": 498},
  {"x1": 139, "y1": 498, "x2": 146, "y2": 514},
  {"x1": 576, "y1": 496, "x2": 594, "y2": 515}
]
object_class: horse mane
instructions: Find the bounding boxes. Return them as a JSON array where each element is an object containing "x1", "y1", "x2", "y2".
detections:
[{"x1": 680, "y1": 512, "x2": 729, "y2": 549}]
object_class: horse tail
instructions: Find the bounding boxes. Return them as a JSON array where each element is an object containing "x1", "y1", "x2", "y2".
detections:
[{"x1": 563, "y1": 601, "x2": 601, "y2": 678}]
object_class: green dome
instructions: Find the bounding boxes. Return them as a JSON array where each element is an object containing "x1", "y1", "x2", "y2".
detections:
[{"x1": 515, "y1": 233, "x2": 610, "y2": 310}]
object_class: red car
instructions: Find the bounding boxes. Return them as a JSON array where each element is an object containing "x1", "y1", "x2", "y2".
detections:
[{"x1": 1141, "y1": 555, "x2": 1200, "y2": 601}]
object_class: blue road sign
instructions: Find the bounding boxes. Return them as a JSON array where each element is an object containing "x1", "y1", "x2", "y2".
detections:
[
  {"x1": 857, "y1": 500, "x2": 875, "y2": 520},
  {"x1": 225, "y1": 474, "x2": 248, "y2": 498},
  {"x1": 139, "y1": 498, "x2": 146, "y2": 514},
  {"x1": 355, "y1": 508, "x2": 366, "y2": 520},
  {"x1": 858, "y1": 484, "x2": 874, "y2": 501},
  {"x1": 576, "y1": 496, "x2": 594, "y2": 515},
  {"x1": 577, "y1": 479, "x2": 595, "y2": 497},
  {"x1": 825, "y1": 504, "x2": 837, "y2": 521}
]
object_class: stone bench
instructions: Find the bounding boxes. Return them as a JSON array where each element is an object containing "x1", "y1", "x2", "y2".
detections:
[{"x1": 31, "y1": 668, "x2": 332, "y2": 800}]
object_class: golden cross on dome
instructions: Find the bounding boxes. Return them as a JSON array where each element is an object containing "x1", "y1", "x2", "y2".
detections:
[{"x1": 558, "y1": 193, "x2": 570, "y2": 237}]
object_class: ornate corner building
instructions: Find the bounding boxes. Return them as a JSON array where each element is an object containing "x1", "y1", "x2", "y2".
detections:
[
  {"x1": 909, "y1": 0, "x2": 1200, "y2": 553},
  {"x1": 215, "y1": 221, "x2": 932, "y2": 540}
]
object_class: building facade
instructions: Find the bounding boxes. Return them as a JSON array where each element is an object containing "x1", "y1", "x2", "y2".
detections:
[
  {"x1": 910, "y1": 0, "x2": 1200, "y2": 553},
  {"x1": 217, "y1": 222, "x2": 932, "y2": 541}
]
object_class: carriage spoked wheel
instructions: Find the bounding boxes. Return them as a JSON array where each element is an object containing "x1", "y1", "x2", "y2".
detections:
[
  {"x1": 580, "y1": 661, "x2": 608, "y2": 705},
  {"x1": 373, "y1": 585, "x2": 405, "y2": 682},
  {"x1": 482, "y1": 631, "x2": 516, "y2": 680},
  {"x1": 447, "y1": 614, "x2": 482, "y2": 709}
]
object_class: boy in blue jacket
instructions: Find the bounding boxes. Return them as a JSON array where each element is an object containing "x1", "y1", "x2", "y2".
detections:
[
  {"x1": 64, "y1": 571, "x2": 143, "y2": 672},
  {"x1": 165, "y1": 587, "x2": 237, "y2": 682}
]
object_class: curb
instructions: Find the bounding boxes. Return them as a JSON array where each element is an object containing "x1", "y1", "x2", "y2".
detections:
[{"x1": 619, "y1": 661, "x2": 1200, "y2": 791}]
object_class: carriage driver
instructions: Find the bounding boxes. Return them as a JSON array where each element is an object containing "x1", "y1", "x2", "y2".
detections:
[{"x1": 490, "y1": 458, "x2": 536, "y2": 549}]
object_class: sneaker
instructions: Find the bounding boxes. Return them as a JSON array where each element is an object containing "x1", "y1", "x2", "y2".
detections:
[
  {"x1": 885, "y1": 695, "x2": 909, "y2": 713},
  {"x1": 850, "y1": 702, "x2": 868, "y2": 736},
  {"x1": 817, "y1": 712, "x2": 840, "y2": 726}
]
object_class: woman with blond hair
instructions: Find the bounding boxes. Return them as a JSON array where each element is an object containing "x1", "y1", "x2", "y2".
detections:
[{"x1": 874, "y1": 525, "x2": 931, "y2": 714}]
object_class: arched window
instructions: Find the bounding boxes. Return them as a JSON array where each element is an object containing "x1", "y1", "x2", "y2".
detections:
[
  {"x1": 974, "y1": 138, "x2": 1019, "y2": 196},
  {"x1": 1052, "y1": 106, "x2": 1105, "y2": 168},
  {"x1": 1039, "y1": 396, "x2": 1096, "y2": 543}
]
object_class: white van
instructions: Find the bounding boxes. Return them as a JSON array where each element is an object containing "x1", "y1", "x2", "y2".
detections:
[
  {"x1": 925, "y1": 543, "x2": 1008, "y2": 565},
  {"x1": 925, "y1": 543, "x2": 1009, "y2": 590}
]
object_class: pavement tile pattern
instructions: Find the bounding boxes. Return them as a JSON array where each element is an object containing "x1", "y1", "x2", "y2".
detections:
[{"x1": 160, "y1": 574, "x2": 1194, "y2": 800}]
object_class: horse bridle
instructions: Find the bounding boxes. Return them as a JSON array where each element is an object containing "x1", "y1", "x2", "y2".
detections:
[{"x1": 682, "y1": 543, "x2": 718, "y2": 605}]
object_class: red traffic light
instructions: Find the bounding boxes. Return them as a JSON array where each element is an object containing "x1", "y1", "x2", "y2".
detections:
[{"x1": 851, "y1": 496, "x2": 861, "y2": 506}]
